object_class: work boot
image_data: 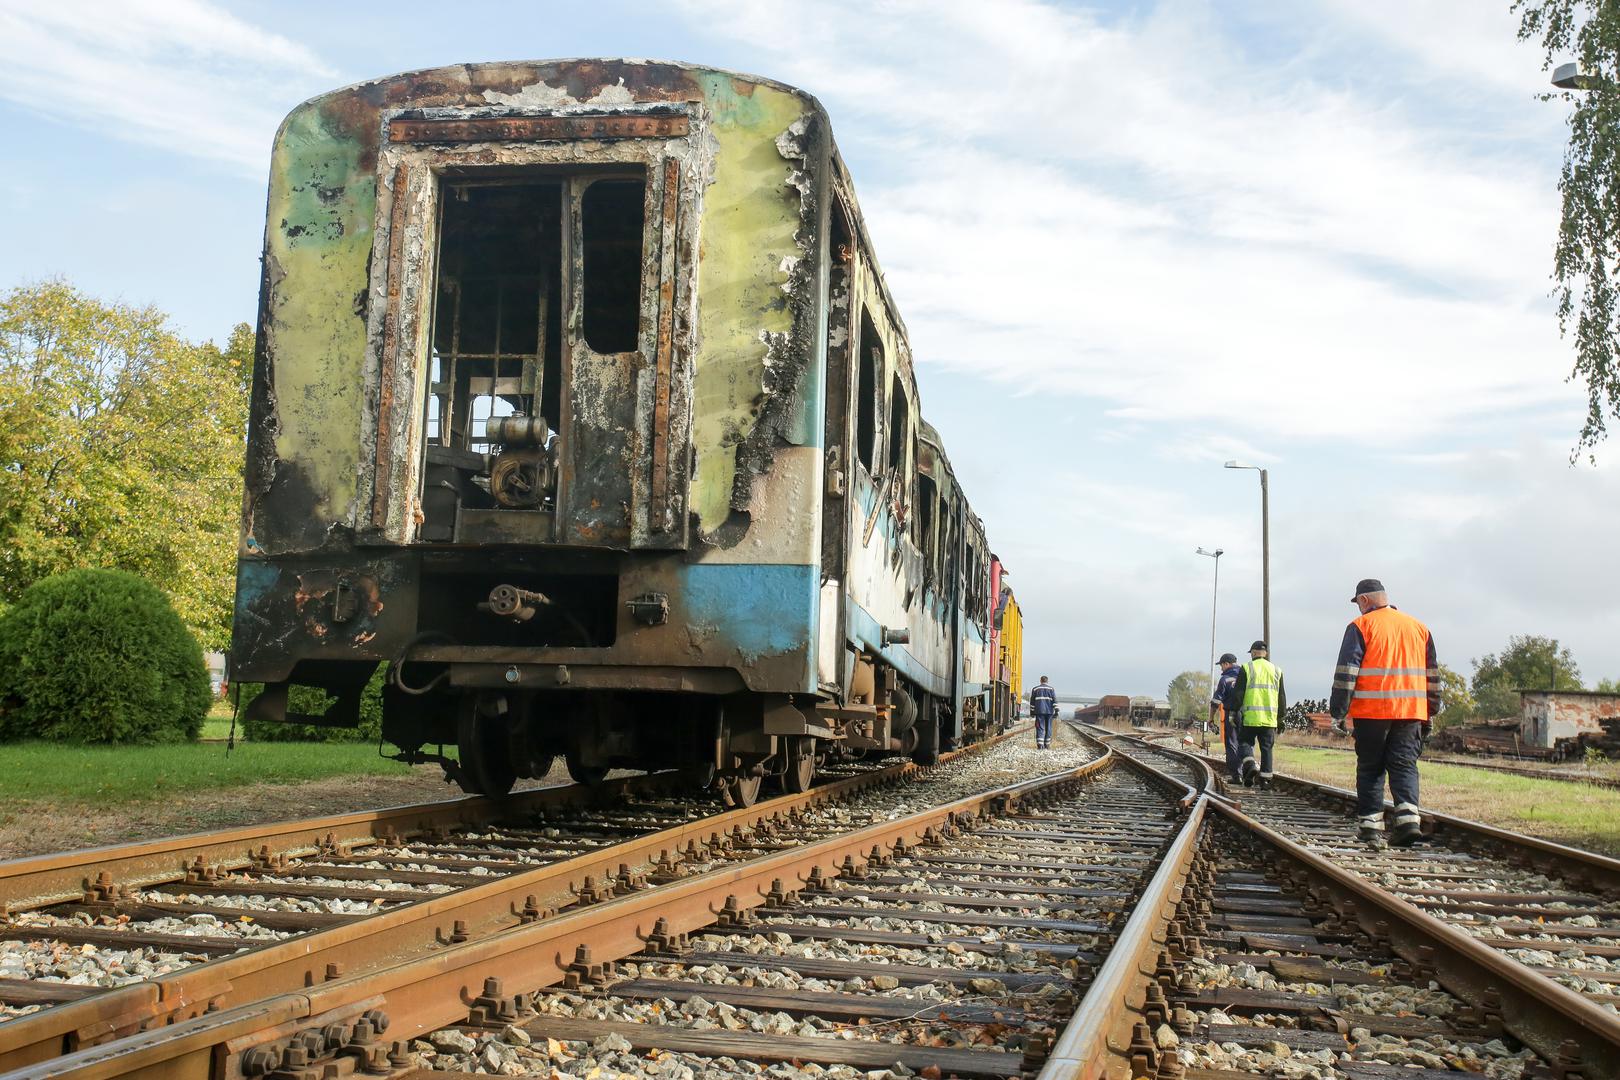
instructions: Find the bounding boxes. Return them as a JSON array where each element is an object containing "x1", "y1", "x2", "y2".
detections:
[
  {"x1": 1239, "y1": 757, "x2": 1258, "y2": 787},
  {"x1": 1357, "y1": 814, "x2": 1384, "y2": 844},
  {"x1": 1390, "y1": 803, "x2": 1422, "y2": 847}
]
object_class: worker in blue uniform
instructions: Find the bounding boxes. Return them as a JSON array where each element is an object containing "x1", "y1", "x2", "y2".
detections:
[
  {"x1": 1209, "y1": 653, "x2": 1242, "y2": 781},
  {"x1": 1030, "y1": 676, "x2": 1057, "y2": 749}
]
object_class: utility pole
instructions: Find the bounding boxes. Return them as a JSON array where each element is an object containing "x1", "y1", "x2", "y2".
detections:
[{"x1": 1224, "y1": 462, "x2": 1271, "y2": 648}]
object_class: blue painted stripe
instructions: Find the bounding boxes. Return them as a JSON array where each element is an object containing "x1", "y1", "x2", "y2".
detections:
[{"x1": 678, "y1": 563, "x2": 818, "y2": 692}]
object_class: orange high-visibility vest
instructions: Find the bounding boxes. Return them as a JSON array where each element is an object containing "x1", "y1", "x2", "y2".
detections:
[{"x1": 1345, "y1": 607, "x2": 1433, "y2": 720}]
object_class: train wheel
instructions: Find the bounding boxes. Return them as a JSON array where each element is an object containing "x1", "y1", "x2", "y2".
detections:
[
  {"x1": 911, "y1": 712, "x2": 941, "y2": 766},
  {"x1": 782, "y1": 737, "x2": 815, "y2": 794},
  {"x1": 721, "y1": 773, "x2": 763, "y2": 808},
  {"x1": 457, "y1": 699, "x2": 517, "y2": 797},
  {"x1": 565, "y1": 751, "x2": 608, "y2": 786}
]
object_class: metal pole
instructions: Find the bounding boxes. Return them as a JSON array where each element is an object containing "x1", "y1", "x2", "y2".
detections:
[
  {"x1": 1260, "y1": 468, "x2": 1271, "y2": 649},
  {"x1": 1208, "y1": 552, "x2": 1221, "y2": 683}
]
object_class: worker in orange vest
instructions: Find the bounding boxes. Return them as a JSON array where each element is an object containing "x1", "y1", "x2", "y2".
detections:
[{"x1": 1329, "y1": 578, "x2": 1440, "y2": 846}]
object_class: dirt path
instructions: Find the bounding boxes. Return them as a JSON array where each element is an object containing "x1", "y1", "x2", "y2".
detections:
[{"x1": 0, "y1": 765, "x2": 572, "y2": 861}]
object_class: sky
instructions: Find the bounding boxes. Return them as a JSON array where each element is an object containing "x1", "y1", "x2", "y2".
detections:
[{"x1": 1, "y1": 0, "x2": 1617, "y2": 702}]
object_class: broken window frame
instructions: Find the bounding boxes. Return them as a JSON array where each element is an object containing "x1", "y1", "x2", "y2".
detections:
[{"x1": 362, "y1": 118, "x2": 694, "y2": 549}]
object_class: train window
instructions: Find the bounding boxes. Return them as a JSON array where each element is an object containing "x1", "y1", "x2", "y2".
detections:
[
  {"x1": 887, "y1": 373, "x2": 908, "y2": 474},
  {"x1": 581, "y1": 179, "x2": 646, "y2": 353},
  {"x1": 430, "y1": 181, "x2": 560, "y2": 453},
  {"x1": 855, "y1": 308, "x2": 880, "y2": 472},
  {"x1": 918, "y1": 474, "x2": 938, "y2": 575}
]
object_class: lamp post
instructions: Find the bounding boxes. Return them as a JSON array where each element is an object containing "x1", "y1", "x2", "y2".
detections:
[
  {"x1": 1553, "y1": 61, "x2": 1605, "y2": 91},
  {"x1": 1224, "y1": 461, "x2": 1269, "y2": 648},
  {"x1": 1198, "y1": 553, "x2": 1218, "y2": 680},
  {"x1": 1194, "y1": 546, "x2": 1223, "y2": 685}
]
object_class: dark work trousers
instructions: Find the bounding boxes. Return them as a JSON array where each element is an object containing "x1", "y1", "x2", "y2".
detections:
[
  {"x1": 1239, "y1": 724, "x2": 1276, "y2": 777},
  {"x1": 1034, "y1": 712, "x2": 1052, "y2": 746},
  {"x1": 1351, "y1": 718, "x2": 1422, "y2": 816},
  {"x1": 1221, "y1": 711, "x2": 1243, "y2": 778}
]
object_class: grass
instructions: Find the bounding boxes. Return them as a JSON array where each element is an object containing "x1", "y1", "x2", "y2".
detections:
[
  {"x1": 1273, "y1": 744, "x2": 1620, "y2": 856},
  {"x1": 0, "y1": 739, "x2": 417, "y2": 806}
]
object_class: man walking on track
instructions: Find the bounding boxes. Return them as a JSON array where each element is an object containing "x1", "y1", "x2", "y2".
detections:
[
  {"x1": 1331, "y1": 579, "x2": 1440, "y2": 847},
  {"x1": 1209, "y1": 653, "x2": 1242, "y2": 781},
  {"x1": 1229, "y1": 640, "x2": 1285, "y2": 787},
  {"x1": 1030, "y1": 676, "x2": 1057, "y2": 749}
]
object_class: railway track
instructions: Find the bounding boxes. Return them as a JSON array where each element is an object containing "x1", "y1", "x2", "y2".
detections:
[
  {"x1": 408, "y1": 745, "x2": 1188, "y2": 1078},
  {"x1": 0, "y1": 726, "x2": 1045, "y2": 1072},
  {"x1": 1116, "y1": 722, "x2": 1620, "y2": 790},
  {"x1": 12, "y1": 719, "x2": 1620, "y2": 1078},
  {"x1": 1108, "y1": 729, "x2": 1620, "y2": 1003}
]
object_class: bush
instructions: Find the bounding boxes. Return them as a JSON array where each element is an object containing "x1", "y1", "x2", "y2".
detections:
[
  {"x1": 237, "y1": 665, "x2": 386, "y2": 743},
  {"x1": 0, "y1": 569, "x2": 210, "y2": 744}
]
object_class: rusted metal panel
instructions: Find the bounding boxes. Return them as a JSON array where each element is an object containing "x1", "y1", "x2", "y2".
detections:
[
  {"x1": 650, "y1": 157, "x2": 680, "y2": 532},
  {"x1": 371, "y1": 162, "x2": 412, "y2": 529},
  {"x1": 388, "y1": 114, "x2": 690, "y2": 143}
]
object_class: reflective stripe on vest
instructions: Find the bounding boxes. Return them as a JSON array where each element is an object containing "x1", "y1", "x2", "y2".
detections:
[
  {"x1": 1348, "y1": 607, "x2": 1431, "y2": 721},
  {"x1": 1241, "y1": 658, "x2": 1281, "y2": 728}
]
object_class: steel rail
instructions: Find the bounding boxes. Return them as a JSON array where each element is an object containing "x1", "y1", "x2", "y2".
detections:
[
  {"x1": 1090, "y1": 739, "x2": 1620, "y2": 1079},
  {"x1": 1040, "y1": 795, "x2": 1207, "y2": 1079},
  {"x1": 1, "y1": 739, "x2": 1107, "y2": 1080},
  {"x1": 1134, "y1": 730, "x2": 1620, "y2": 894},
  {"x1": 0, "y1": 726, "x2": 1030, "y2": 1071},
  {"x1": 0, "y1": 772, "x2": 674, "y2": 912}
]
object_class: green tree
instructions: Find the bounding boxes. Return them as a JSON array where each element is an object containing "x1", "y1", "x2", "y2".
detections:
[
  {"x1": 1516, "y1": 2, "x2": 1620, "y2": 453},
  {"x1": 1436, "y1": 664, "x2": 1475, "y2": 727},
  {"x1": 1167, "y1": 669, "x2": 1212, "y2": 721},
  {"x1": 1593, "y1": 676, "x2": 1620, "y2": 693},
  {"x1": 1470, "y1": 634, "x2": 1583, "y2": 719},
  {"x1": 0, "y1": 281, "x2": 251, "y2": 648}
]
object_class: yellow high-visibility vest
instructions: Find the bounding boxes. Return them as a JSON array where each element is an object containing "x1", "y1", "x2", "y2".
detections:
[{"x1": 1241, "y1": 658, "x2": 1281, "y2": 728}]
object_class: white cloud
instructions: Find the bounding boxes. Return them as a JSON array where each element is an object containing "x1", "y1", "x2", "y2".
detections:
[
  {"x1": 0, "y1": 0, "x2": 336, "y2": 174},
  {"x1": 685, "y1": 0, "x2": 1579, "y2": 448}
]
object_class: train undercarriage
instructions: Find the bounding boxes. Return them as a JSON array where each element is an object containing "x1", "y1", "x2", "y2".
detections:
[{"x1": 366, "y1": 667, "x2": 966, "y2": 807}]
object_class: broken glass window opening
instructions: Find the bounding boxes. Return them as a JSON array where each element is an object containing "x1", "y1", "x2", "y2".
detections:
[{"x1": 420, "y1": 172, "x2": 647, "y2": 540}]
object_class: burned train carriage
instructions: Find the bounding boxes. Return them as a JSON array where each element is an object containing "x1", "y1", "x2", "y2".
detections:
[{"x1": 232, "y1": 60, "x2": 1007, "y2": 803}]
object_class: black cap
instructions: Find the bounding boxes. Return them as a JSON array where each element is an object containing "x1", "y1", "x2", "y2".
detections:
[
  {"x1": 1352, "y1": 578, "x2": 1385, "y2": 600},
  {"x1": 1249, "y1": 640, "x2": 1268, "y2": 652},
  {"x1": 1218, "y1": 652, "x2": 1237, "y2": 664}
]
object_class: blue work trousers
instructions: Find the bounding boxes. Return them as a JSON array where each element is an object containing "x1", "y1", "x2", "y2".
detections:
[
  {"x1": 1034, "y1": 712, "x2": 1052, "y2": 746},
  {"x1": 1240, "y1": 724, "x2": 1276, "y2": 778},
  {"x1": 1352, "y1": 718, "x2": 1422, "y2": 817},
  {"x1": 1222, "y1": 712, "x2": 1243, "y2": 778}
]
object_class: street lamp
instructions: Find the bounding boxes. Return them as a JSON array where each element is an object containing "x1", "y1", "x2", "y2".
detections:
[
  {"x1": 1224, "y1": 460, "x2": 1270, "y2": 648},
  {"x1": 1194, "y1": 546, "x2": 1223, "y2": 688},
  {"x1": 1553, "y1": 61, "x2": 1605, "y2": 91}
]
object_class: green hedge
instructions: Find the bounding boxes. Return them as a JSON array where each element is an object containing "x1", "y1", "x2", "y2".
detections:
[
  {"x1": 237, "y1": 665, "x2": 386, "y2": 743},
  {"x1": 0, "y1": 569, "x2": 210, "y2": 744}
]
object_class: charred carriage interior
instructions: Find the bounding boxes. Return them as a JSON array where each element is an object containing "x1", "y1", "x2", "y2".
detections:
[
  {"x1": 420, "y1": 169, "x2": 648, "y2": 543},
  {"x1": 232, "y1": 61, "x2": 1019, "y2": 805}
]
